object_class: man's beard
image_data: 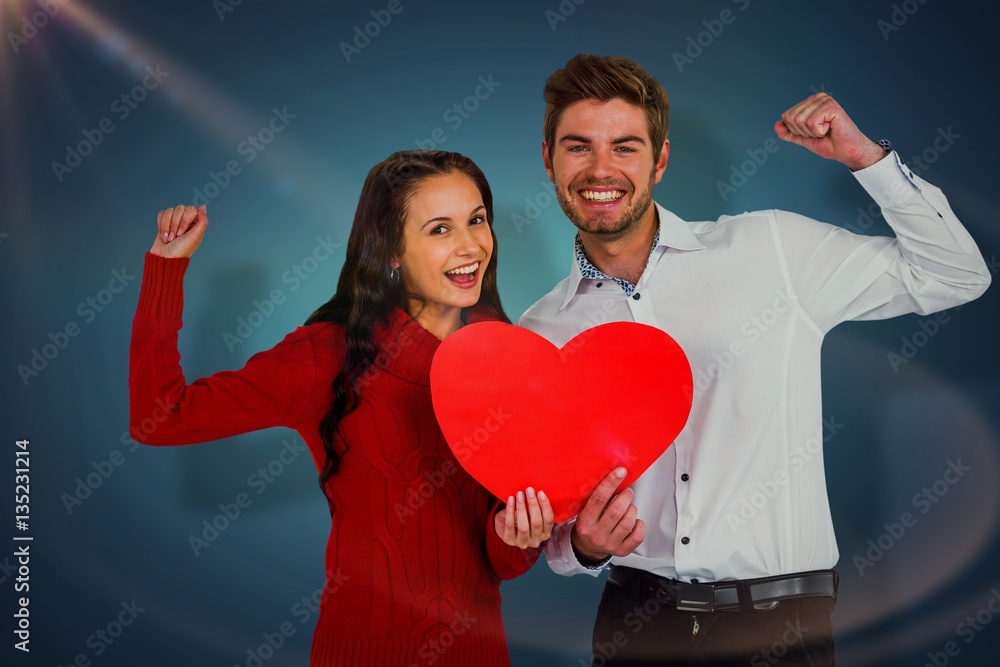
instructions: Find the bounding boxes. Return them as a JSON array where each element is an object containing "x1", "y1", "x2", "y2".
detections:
[{"x1": 556, "y1": 168, "x2": 656, "y2": 240}]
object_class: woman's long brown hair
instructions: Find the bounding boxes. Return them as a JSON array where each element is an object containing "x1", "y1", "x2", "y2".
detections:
[{"x1": 304, "y1": 150, "x2": 508, "y2": 509}]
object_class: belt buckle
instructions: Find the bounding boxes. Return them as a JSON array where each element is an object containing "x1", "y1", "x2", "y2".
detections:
[{"x1": 675, "y1": 581, "x2": 715, "y2": 612}]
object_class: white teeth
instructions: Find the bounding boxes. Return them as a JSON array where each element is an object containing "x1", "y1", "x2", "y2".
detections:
[
  {"x1": 581, "y1": 190, "x2": 625, "y2": 201},
  {"x1": 446, "y1": 262, "x2": 479, "y2": 275}
]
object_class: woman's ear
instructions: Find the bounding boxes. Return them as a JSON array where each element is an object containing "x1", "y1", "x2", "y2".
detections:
[{"x1": 390, "y1": 259, "x2": 400, "y2": 270}]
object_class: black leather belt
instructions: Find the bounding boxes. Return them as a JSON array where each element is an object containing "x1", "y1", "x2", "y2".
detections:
[{"x1": 607, "y1": 565, "x2": 838, "y2": 613}]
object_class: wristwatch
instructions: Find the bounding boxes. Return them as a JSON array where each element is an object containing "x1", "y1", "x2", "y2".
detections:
[{"x1": 572, "y1": 540, "x2": 611, "y2": 570}]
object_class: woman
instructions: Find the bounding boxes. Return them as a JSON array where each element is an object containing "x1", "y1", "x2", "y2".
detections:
[{"x1": 129, "y1": 150, "x2": 554, "y2": 666}]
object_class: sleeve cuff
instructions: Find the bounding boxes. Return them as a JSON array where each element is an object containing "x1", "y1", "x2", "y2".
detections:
[
  {"x1": 851, "y1": 151, "x2": 922, "y2": 210},
  {"x1": 542, "y1": 517, "x2": 610, "y2": 576},
  {"x1": 135, "y1": 252, "x2": 189, "y2": 319}
]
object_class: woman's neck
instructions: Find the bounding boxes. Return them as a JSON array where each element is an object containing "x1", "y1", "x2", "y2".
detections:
[{"x1": 407, "y1": 301, "x2": 464, "y2": 341}]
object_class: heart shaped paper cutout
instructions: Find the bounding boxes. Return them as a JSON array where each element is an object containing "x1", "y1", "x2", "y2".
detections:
[{"x1": 430, "y1": 322, "x2": 693, "y2": 523}]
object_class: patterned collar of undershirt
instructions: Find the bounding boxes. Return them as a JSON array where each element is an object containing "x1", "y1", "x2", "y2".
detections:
[{"x1": 573, "y1": 225, "x2": 660, "y2": 298}]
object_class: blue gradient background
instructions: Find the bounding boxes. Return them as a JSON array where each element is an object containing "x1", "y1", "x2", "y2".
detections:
[{"x1": 3, "y1": 0, "x2": 1000, "y2": 665}]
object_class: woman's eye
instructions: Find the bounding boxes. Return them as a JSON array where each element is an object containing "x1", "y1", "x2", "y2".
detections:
[
  {"x1": 469, "y1": 215, "x2": 486, "y2": 225},
  {"x1": 430, "y1": 225, "x2": 447, "y2": 235}
]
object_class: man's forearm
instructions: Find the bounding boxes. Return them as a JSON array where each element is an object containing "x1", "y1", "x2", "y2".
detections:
[{"x1": 852, "y1": 150, "x2": 992, "y2": 310}]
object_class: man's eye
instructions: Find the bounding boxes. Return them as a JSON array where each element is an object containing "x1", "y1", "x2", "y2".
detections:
[
  {"x1": 616, "y1": 146, "x2": 637, "y2": 152},
  {"x1": 569, "y1": 145, "x2": 589, "y2": 152}
]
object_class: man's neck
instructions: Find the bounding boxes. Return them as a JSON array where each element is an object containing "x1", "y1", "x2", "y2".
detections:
[{"x1": 579, "y1": 206, "x2": 659, "y2": 286}]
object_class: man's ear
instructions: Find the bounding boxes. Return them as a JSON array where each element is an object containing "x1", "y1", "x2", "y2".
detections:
[
  {"x1": 542, "y1": 141, "x2": 554, "y2": 182},
  {"x1": 654, "y1": 139, "x2": 670, "y2": 184}
]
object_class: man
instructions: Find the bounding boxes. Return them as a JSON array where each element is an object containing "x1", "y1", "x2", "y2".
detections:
[{"x1": 518, "y1": 54, "x2": 991, "y2": 665}]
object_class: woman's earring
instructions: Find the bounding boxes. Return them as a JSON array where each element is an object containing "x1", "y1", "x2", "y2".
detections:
[{"x1": 388, "y1": 265, "x2": 400, "y2": 286}]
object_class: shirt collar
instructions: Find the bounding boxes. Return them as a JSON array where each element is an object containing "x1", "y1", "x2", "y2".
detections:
[
  {"x1": 559, "y1": 201, "x2": 707, "y2": 310},
  {"x1": 654, "y1": 201, "x2": 708, "y2": 252}
]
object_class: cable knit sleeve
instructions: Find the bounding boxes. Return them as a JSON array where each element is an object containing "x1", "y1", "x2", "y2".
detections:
[
  {"x1": 128, "y1": 251, "x2": 318, "y2": 445},
  {"x1": 483, "y1": 498, "x2": 541, "y2": 580}
]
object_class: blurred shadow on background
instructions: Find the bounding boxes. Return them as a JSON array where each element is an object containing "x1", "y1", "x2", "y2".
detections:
[
  {"x1": 821, "y1": 329, "x2": 1000, "y2": 664},
  {"x1": 177, "y1": 261, "x2": 317, "y2": 511},
  {"x1": 657, "y1": 111, "x2": 739, "y2": 225}
]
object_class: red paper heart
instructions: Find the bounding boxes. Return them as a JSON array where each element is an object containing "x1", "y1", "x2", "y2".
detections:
[{"x1": 430, "y1": 322, "x2": 693, "y2": 523}]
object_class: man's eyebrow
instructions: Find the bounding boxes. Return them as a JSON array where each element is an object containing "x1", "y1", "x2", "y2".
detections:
[
  {"x1": 612, "y1": 135, "x2": 647, "y2": 145},
  {"x1": 559, "y1": 134, "x2": 592, "y2": 144},
  {"x1": 557, "y1": 134, "x2": 647, "y2": 145}
]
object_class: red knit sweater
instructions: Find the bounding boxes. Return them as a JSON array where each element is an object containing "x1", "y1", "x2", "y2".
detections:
[{"x1": 129, "y1": 252, "x2": 538, "y2": 666}]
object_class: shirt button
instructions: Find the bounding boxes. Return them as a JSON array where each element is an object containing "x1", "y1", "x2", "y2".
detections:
[
  {"x1": 632, "y1": 293, "x2": 641, "y2": 301},
  {"x1": 596, "y1": 282, "x2": 603, "y2": 288},
  {"x1": 681, "y1": 536, "x2": 690, "y2": 545},
  {"x1": 691, "y1": 578, "x2": 699, "y2": 584},
  {"x1": 681, "y1": 473, "x2": 689, "y2": 482}
]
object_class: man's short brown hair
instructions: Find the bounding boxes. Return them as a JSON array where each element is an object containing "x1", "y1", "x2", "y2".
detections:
[{"x1": 543, "y1": 54, "x2": 670, "y2": 162}]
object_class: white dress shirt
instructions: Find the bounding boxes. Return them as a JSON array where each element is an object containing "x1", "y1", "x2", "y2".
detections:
[{"x1": 518, "y1": 152, "x2": 991, "y2": 582}]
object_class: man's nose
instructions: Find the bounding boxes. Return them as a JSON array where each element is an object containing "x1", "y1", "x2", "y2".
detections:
[{"x1": 587, "y1": 149, "x2": 616, "y2": 180}]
